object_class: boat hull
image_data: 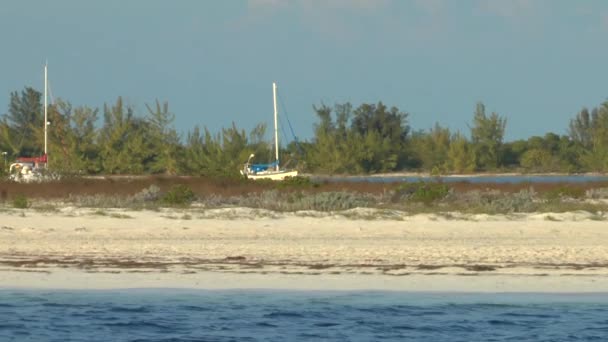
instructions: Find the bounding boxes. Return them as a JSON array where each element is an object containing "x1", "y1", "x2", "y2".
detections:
[{"x1": 245, "y1": 170, "x2": 298, "y2": 181}]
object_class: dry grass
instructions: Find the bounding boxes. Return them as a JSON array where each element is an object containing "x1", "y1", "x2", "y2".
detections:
[
  {"x1": 0, "y1": 176, "x2": 607, "y2": 216},
  {"x1": 1, "y1": 176, "x2": 607, "y2": 200}
]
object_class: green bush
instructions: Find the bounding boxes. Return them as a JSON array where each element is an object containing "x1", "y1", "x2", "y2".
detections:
[
  {"x1": 162, "y1": 184, "x2": 196, "y2": 206},
  {"x1": 12, "y1": 194, "x2": 29, "y2": 209},
  {"x1": 545, "y1": 186, "x2": 585, "y2": 201},
  {"x1": 277, "y1": 176, "x2": 315, "y2": 188},
  {"x1": 454, "y1": 188, "x2": 539, "y2": 214},
  {"x1": 239, "y1": 190, "x2": 374, "y2": 212},
  {"x1": 395, "y1": 181, "x2": 450, "y2": 205}
]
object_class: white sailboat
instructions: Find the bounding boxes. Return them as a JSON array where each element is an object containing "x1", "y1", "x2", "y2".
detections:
[
  {"x1": 241, "y1": 82, "x2": 298, "y2": 181},
  {"x1": 9, "y1": 63, "x2": 50, "y2": 182}
]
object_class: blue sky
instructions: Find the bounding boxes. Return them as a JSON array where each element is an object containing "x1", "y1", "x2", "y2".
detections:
[{"x1": 1, "y1": 0, "x2": 608, "y2": 142}]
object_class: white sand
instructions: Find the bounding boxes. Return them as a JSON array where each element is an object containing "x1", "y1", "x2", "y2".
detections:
[{"x1": 1, "y1": 207, "x2": 607, "y2": 292}]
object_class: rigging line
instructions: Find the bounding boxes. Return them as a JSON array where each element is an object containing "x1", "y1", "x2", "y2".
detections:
[
  {"x1": 47, "y1": 81, "x2": 56, "y2": 105},
  {"x1": 276, "y1": 90, "x2": 298, "y2": 141},
  {"x1": 276, "y1": 90, "x2": 305, "y2": 156},
  {"x1": 278, "y1": 115, "x2": 298, "y2": 163},
  {"x1": 278, "y1": 113, "x2": 289, "y2": 148}
]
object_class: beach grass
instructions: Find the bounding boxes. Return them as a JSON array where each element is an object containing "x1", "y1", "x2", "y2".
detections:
[{"x1": 0, "y1": 176, "x2": 606, "y2": 217}]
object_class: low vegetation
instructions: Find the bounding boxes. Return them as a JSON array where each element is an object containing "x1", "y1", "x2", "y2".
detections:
[
  {"x1": 161, "y1": 184, "x2": 196, "y2": 206},
  {"x1": 11, "y1": 193, "x2": 29, "y2": 209},
  {"x1": 0, "y1": 176, "x2": 606, "y2": 217}
]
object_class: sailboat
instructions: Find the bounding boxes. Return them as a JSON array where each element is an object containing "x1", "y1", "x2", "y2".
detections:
[
  {"x1": 240, "y1": 82, "x2": 298, "y2": 181},
  {"x1": 8, "y1": 63, "x2": 50, "y2": 182}
]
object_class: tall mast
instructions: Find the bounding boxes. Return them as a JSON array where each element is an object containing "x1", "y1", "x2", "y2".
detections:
[
  {"x1": 272, "y1": 82, "x2": 279, "y2": 171},
  {"x1": 44, "y1": 62, "x2": 48, "y2": 165}
]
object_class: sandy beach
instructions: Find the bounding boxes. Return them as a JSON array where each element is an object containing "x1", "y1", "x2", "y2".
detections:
[{"x1": 1, "y1": 207, "x2": 608, "y2": 292}]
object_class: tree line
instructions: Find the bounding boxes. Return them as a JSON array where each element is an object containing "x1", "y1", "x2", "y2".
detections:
[{"x1": 1, "y1": 86, "x2": 608, "y2": 177}]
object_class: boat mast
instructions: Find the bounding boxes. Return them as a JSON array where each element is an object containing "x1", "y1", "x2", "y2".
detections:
[
  {"x1": 272, "y1": 82, "x2": 279, "y2": 171},
  {"x1": 44, "y1": 62, "x2": 48, "y2": 167}
]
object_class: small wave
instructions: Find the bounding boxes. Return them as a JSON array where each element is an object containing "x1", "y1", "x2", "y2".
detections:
[
  {"x1": 499, "y1": 312, "x2": 560, "y2": 319},
  {"x1": 0, "y1": 323, "x2": 27, "y2": 329},
  {"x1": 391, "y1": 324, "x2": 416, "y2": 330},
  {"x1": 263, "y1": 311, "x2": 305, "y2": 319},
  {"x1": 177, "y1": 305, "x2": 211, "y2": 312},
  {"x1": 297, "y1": 333, "x2": 325, "y2": 339},
  {"x1": 357, "y1": 305, "x2": 415, "y2": 315},
  {"x1": 104, "y1": 320, "x2": 173, "y2": 330},
  {"x1": 487, "y1": 319, "x2": 519, "y2": 326},
  {"x1": 255, "y1": 321, "x2": 278, "y2": 328},
  {"x1": 313, "y1": 322, "x2": 340, "y2": 327},
  {"x1": 585, "y1": 326, "x2": 608, "y2": 332},
  {"x1": 109, "y1": 305, "x2": 152, "y2": 313},
  {"x1": 41, "y1": 302, "x2": 89, "y2": 309}
]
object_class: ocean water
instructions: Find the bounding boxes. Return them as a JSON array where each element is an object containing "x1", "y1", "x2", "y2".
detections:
[{"x1": 1, "y1": 290, "x2": 607, "y2": 341}]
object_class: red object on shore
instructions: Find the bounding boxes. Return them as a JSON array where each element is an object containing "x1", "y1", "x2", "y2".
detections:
[{"x1": 16, "y1": 154, "x2": 47, "y2": 164}]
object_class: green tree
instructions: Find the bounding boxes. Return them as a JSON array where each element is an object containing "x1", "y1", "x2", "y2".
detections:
[
  {"x1": 2, "y1": 87, "x2": 44, "y2": 157},
  {"x1": 445, "y1": 133, "x2": 476, "y2": 173},
  {"x1": 409, "y1": 123, "x2": 451, "y2": 172},
  {"x1": 351, "y1": 102, "x2": 409, "y2": 172},
  {"x1": 41, "y1": 100, "x2": 101, "y2": 174},
  {"x1": 0, "y1": 119, "x2": 20, "y2": 158},
  {"x1": 145, "y1": 100, "x2": 181, "y2": 175},
  {"x1": 470, "y1": 102, "x2": 507, "y2": 170},
  {"x1": 182, "y1": 126, "x2": 212, "y2": 176},
  {"x1": 182, "y1": 123, "x2": 256, "y2": 178},
  {"x1": 307, "y1": 104, "x2": 354, "y2": 173},
  {"x1": 308, "y1": 102, "x2": 410, "y2": 174},
  {"x1": 502, "y1": 139, "x2": 527, "y2": 168},
  {"x1": 569, "y1": 107, "x2": 593, "y2": 148},
  {"x1": 98, "y1": 97, "x2": 149, "y2": 174},
  {"x1": 519, "y1": 148, "x2": 554, "y2": 172},
  {"x1": 570, "y1": 103, "x2": 608, "y2": 171}
]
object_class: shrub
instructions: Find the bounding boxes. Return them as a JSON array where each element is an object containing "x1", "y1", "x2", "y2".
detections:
[
  {"x1": 454, "y1": 188, "x2": 539, "y2": 214},
  {"x1": 68, "y1": 194, "x2": 140, "y2": 208},
  {"x1": 394, "y1": 181, "x2": 450, "y2": 205},
  {"x1": 298, "y1": 191, "x2": 373, "y2": 211},
  {"x1": 162, "y1": 184, "x2": 196, "y2": 206},
  {"x1": 12, "y1": 194, "x2": 29, "y2": 209},
  {"x1": 277, "y1": 176, "x2": 315, "y2": 188},
  {"x1": 585, "y1": 187, "x2": 608, "y2": 199},
  {"x1": 239, "y1": 190, "x2": 374, "y2": 212},
  {"x1": 545, "y1": 186, "x2": 585, "y2": 201},
  {"x1": 490, "y1": 188, "x2": 539, "y2": 213},
  {"x1": 132, "y1": 185, "x2": 161, "y2": 202}
]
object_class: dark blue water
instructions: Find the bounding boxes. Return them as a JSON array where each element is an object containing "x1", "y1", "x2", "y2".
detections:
[
  {"x1": 316, "y1": 175, "x2": 608, "y2": 184},
  {"x1": 1, "y1": 290, "x2": 607, "y2": 341}
]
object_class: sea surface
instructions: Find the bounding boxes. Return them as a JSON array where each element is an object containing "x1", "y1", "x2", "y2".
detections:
[{"x1": 1, "y1": 290, "x2": 607, "y2": 341}]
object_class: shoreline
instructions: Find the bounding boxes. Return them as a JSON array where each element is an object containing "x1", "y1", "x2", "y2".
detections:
[
  {"x1": 303, "y1": 171, "x2": 608, "y2": 178},
  {"x1": 3, "y1": 269, "x2": 608, "y2": 293},
  {"x1": 2, "y1": 207, "x2": 608, "y2": 292},
  {"x1": 79, "y1": 171, "x2": 608, "y2": 181}
]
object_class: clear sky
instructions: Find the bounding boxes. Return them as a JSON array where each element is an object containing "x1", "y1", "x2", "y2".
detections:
[{"x1": 1, "y1": 0, "x2": 608, "y2": 142}]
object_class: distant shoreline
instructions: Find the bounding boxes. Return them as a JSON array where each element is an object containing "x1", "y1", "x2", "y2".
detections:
[
  {"x1": 305, "y1": 171, "x2": 608, "y2": 178},
  {"x1": 74, "y1": 171, "x2": 608, "y2": 181}
]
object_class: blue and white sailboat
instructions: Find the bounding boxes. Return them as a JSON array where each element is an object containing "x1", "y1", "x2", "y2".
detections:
[{"x1": 241, "y1": 82, "x2": 298, "y2": 181}]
